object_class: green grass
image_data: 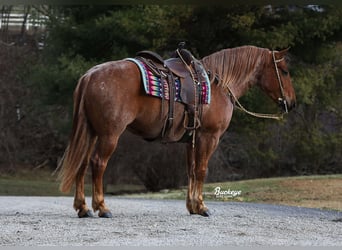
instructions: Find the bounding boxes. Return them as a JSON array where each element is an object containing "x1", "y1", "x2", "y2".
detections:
[
  {"x1": 123, "y1": 174, "x2": 342, "y2": 211},
  {"x1": 123, "y1": 177, "x2": 286, "y2": 202},
  {"x1": 0, "y1": 178, "x2": 61, "y2": 196},
  {"x1": 0, "y1": 168, "x2": 88, "y2": 196},
  {"x1": 0, "y1": 170, "x2": 341, "y2": 211},
  {"x1": 1, "y1": 168, "x2": 69, "y2": 196},
  {"x1": 0, "y1": 169, "x2": 142, "y2": 196}
]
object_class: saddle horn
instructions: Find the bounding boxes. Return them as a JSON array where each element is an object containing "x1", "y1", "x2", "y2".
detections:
[{"x1": 177, "y1": 42, "x2": 193, "y2": 66}]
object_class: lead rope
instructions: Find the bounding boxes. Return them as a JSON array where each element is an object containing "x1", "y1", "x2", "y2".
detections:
[
  {"x1": 226, "y1": 87, "x2": 284, "y2": 120},
  {"x1": 225, "y1": 50, "x2": 288, "y2": 121}
]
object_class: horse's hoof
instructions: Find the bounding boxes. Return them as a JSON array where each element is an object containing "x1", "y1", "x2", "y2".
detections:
[
  {"x1": 201, "y1": 209, "x2": 211, "y2": 217},
  {"x1": 189, "y1": 209, "x2": 211, "y2": 217},
  {"x1": 99, "y1": 211, "x2": 113, "y2": 218},
  {"x1": 78, "y1": 209, "x2": 94, "y2": 218}
]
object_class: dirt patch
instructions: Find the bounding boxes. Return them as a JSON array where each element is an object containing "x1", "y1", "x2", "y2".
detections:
[
  {"x1": 254, "y1": 178, "x2": 342, "y2": 211},
  {"x1": 279, "y1": 178, "x2": 342, "y2": 210}
]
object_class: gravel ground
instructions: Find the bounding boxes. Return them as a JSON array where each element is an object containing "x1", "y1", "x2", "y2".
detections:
[{"x1": 0, "y1": 196, "x2": 341, "y2": 246}]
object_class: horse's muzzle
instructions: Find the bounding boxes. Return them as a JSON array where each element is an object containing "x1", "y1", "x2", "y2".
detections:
[
  {"x1": 288, "y1": 100, "x2": 296, "y2": 111},
  {"x1": 278, "y1": 98, "x2": 296, "y2": 113}
]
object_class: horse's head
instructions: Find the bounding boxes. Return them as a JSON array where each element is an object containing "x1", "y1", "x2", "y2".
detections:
[{"x1": 258, "y1": 48, "x2": 296, "y2": 113}]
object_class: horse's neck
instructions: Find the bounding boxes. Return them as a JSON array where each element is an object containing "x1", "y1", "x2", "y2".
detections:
[
  {"x1": 211, "y1": 65, "x2": 261, "y2": 100},
  {"x1": 227, "y1": 74, "x2": 257, "y2": 99},
  {"x1": 228, "y1": 57, "x2": 266, "y2": 99},
  {"x1": 202, "y1": 48, "x2": 266, "y2": 100}
]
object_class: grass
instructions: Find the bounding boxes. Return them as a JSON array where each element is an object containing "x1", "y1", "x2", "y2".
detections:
[
  {"x1": 124, "y1": 175, "x2": 342, "y2": 211},
  {"x1": 202, "y1": 175, "x2": 342, "y2": 211},
  {"x1": 0, "y1": 168, "x2": 135, "y2": 196},
  {"x1": 0, "y1": 168, "x2": 69, "y2": 196},
  {"x1": 0, "y1": 168, "x2": 341, "y2": 211}
]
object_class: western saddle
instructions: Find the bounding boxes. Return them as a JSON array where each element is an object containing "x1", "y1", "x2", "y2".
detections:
[{"x1": 136, "y1": 42, "x2": 208, "y2": 143}]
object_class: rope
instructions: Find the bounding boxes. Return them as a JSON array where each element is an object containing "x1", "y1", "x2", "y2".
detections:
[
  {"x1": 223, "y1": 50, "x2": 288, "y2": 121},
  {"x1": 176, "y1": 49, "x2": 199, "y2": 148},
  {"x1": 227, "y1": 87, "x2": 284, "y2": 121}
]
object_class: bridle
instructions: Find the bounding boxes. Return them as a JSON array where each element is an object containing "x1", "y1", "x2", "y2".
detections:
[
  {"x1": 226, "y1": 50, "x2": 289, "y2": 120},
  {"x1": 272, "y1": 50, "x2": 289, "y2": 114}
]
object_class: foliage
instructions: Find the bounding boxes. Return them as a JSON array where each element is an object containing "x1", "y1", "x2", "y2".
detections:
[{"x1": 2, "y1": 4, "x2": 342, "y2": 190}]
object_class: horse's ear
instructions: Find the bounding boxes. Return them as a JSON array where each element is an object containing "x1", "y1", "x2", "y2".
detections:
[{"x1": 277, "y1": 47, "x2": 290, "y2": 58}]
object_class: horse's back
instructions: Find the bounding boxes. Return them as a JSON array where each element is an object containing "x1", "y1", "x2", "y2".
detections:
[
  {"x1": 76, "y1": 60, "x2": 172, "y2": 139},
  {"x1": 79, "y1": 60, "x2": 142, "y2": 135}
]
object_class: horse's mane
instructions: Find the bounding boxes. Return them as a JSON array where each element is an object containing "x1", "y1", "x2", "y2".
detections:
[{"x1": 201, "y1": 45, "x2": 269, "y2": 88}]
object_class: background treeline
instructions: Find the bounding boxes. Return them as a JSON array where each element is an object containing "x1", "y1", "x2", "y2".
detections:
[{"x1": 0, "y1": 5, "x2": 341, "y2": 191}]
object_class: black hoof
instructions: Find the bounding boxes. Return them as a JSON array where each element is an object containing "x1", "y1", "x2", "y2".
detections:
[
  {"x1": 99, "y1": 211, "x2": 113, "y2": 218},
  {"x1": 201, "y1": 210, "x2": 211, "y2": 217},
  {"x1": 78, "y1": 209, "x2": 94, "y2": 218},
  {"x1": 189, "y1": 210, "x2": 211, "y2": 217}
]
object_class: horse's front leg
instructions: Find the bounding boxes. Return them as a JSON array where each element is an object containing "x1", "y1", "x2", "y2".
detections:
[
  {"x1": 186, "y1": 133, "x2": 219, "y2": 216},
  {"x1": 186, "y1": 144, "x2": 196, "y2": 214}
]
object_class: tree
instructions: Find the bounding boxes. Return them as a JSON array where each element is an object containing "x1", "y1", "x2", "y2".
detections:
[{"x1": 2, "y1": 4, "x2": 342, "y2": 189}]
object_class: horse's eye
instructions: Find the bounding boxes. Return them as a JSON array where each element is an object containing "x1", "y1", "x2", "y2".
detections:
[{"x1": 281, "y1": 68, "x2": 289, "y2": 76}]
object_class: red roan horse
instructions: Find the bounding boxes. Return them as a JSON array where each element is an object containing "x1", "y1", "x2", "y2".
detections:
[{"x1": 58, "y1": 45, "x2": 296, "y2": 218}]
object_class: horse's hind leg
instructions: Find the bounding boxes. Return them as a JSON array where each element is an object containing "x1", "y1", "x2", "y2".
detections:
[
  {"x1": 74, "y1": 137, "x2": 97, "y2": 218},
  {"x1": 90, "y1": 135, "x2": 119, "y2": 218},
  {"x1": 74, "y1": 163, "x2": 93, "y2": 218}
]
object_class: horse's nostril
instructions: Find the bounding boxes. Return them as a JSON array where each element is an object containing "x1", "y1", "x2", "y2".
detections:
[{"x1": 289, "y1": 101, "x2": 296, "y2": 111}]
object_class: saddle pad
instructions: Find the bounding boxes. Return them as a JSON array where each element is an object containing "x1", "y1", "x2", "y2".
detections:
[{"x1": 126, "y1": 58, "x2": 211, "y2": 104}]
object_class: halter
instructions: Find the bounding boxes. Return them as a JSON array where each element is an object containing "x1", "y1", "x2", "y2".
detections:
[
  {"x1": 272, "y1": 50, "x2": 289, "y2": 114},
  {"x1": 227, "y1": 50, "x2": 288, "y2": 120}
]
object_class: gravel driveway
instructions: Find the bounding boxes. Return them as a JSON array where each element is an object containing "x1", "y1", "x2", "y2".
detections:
[{"x1": 0, "y1": 196, "x2": 341, "y2": 246}]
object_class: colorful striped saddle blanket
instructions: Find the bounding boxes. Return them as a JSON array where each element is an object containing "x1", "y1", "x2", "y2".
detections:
[{"x1": 126, "y1": 58, "x2": 211, "y2": 105}]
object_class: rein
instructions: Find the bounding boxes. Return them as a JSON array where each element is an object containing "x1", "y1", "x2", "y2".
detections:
[
  {"x1": 226, "y1": 50, "x2": 287, "y2": 121},
  {"x1": 227, "y1": 88, "x2": 284, "y2": 120}
]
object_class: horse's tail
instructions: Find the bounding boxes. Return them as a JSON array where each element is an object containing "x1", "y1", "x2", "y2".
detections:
[{"x1": 58, "y1": 74, "x2": 96, "y2": 193}]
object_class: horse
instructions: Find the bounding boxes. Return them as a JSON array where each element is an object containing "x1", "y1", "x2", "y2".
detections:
[{"x1": 58, "y1": 45, "x2": 296, "y2": 218}]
